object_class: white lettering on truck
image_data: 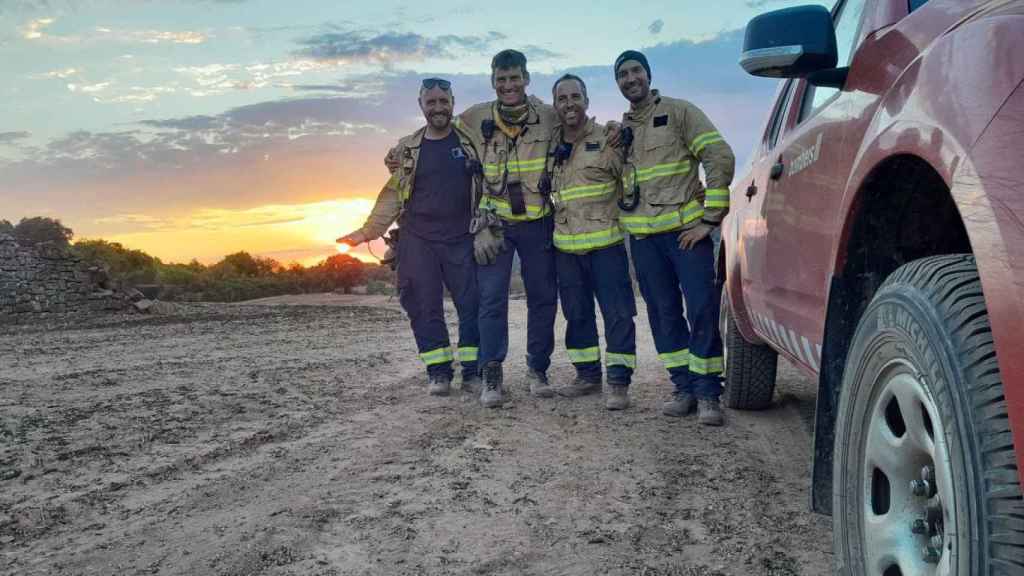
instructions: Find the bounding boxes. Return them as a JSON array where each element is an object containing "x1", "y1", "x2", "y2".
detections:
[{"x1": 788, "y1": 133, "x2": 822, "y2": 177}]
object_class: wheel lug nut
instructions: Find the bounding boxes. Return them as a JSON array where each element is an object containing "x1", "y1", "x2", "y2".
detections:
[
  {"x1": 910, "y1": 479, "x2": 930, "y2": 496},
  {"x1": 930, "y1": 534, "x2": 944, "y2": 549},
  {"x1": 922, "y1": 465, "x2": 935, "y2": 484},
  {"x1": 922, "y1": 545, "x2": 940, "y2": 564},
  {"x1": 911, "y1": 518, "x2": 928, "y2": 534}
]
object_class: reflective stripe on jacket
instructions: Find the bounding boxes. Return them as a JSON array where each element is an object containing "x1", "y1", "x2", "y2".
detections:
[
  {"x1": 454, "y1": 95, "x2": 556, "y2": 222},
  {"x1": 357, "y1": 124, "x2": 479, "y2": 240},
  {"x1": 619, "y1": 91, "x2": 735, "y2": 237},
  {"x1": 549, "y1": 118, "x2": 625, "y2": 254}
]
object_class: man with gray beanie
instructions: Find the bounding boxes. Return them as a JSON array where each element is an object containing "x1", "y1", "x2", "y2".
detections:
[{"x1": 613, "y1": 49, "x2": 736, "y2": 426}]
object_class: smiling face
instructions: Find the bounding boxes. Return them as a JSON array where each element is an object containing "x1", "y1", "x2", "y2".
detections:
[
  {"x1": 554, "y1": 78, "x2": 588, "y2": 130},
  {"x1": 418, "y1": 86, "x2": 453, "y2": 131},
  {"x1": 492, "y1": 66, "x2": 529, "y2": 106},
  {"x1": 616, "y1": 59, "x2": 651, "y2": 104}
]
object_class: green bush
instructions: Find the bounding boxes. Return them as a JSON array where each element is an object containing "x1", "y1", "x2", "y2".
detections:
[{"x1": 73, "y1": 239, "x2": 159, "y2": 285}]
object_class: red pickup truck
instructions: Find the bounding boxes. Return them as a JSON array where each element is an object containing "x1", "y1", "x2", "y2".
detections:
[{"x1": 724, "y1": 1, "x2": 1024, "y2": 573}]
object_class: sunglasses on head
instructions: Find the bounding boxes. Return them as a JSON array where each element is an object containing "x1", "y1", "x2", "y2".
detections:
[{"x1": 421, "y1": 77, "x2": 451, "y2": 91}]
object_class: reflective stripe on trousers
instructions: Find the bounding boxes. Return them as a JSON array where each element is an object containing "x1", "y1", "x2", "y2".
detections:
[
  {"x1": 398, "y1": 232, "x2": 480, "y2": 380},
  {"x1": 629, "y1": 231, "x2": 723, "y2": 398},
  {"x1": 556, "y1": 242, "x2": 636, "y2": 384}
]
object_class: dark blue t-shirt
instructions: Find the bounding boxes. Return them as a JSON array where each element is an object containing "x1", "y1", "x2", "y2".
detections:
[{"x1": 401, "y1": 130, "x2": 472, "y2": 243}]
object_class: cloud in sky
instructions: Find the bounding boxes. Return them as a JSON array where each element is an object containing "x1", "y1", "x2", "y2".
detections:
[
  {"x1": 93, "y1": 27, "x2": 208, "y2": 44},
  {"x1": 9, "y1": 28, "x2": 775, "y2": 187},
  {"x1": 20, "y1": 17, "x2": 53, "y2": 39},
  {"x1": 294, "y1": 29, "x2": 509, "y2": 64},
  {"x1": 34, "y1": 67, "x2": 78, "y2": 79},
  {"x1": 18, "y1": 16, "x2": 208, "y2": 45},
  {"x1": 649, "y1": 19, "x2": 665, "y2": 35},
  {"x1": 3, "y1": 26, "x2": 781, "y2": 264},
  {"x1": 0, "y1": 131, "x2": 31, "y2": 144}
]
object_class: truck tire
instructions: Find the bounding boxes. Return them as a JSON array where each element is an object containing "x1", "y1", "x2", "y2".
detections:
[
  {"x1": 833, "y1": 254, "x2": 1024, "y2": 575},
  {"x1": 721, "y1": 290, "x2": 778, "y2": 410}
]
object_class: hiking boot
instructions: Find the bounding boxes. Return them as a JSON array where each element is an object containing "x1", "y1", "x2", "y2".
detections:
[
  {"x1": 558, "y1": 376, "x2": 601, "y2": 398},
  {"x1": 662, "y1": 392, "x2": 697, "y2": 417},
  {"x1": 480, "y1": 362, "x2": 504, "y2": 408},
  {"x1": 427, "y1": 375, "x2": 451, "y2": 397},
  {"x1": 462, "y1": 373, "x2": 482, "y2": 395},
  {"x1": 605, "y1": 385, "x2": 630, "y2": 410},
  {"x1": 526, "y1": 368, "x2": 555, "y2": 398},
  {"x1": 698, "y1": 398, "x2": 725, "y2": 426}
]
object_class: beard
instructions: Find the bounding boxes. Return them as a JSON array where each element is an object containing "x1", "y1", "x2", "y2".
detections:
[
  {"x1": 623, "y1": 83, "x2": 648, "y2": 103},
  {"x1": 428, "y1": 112, "x2": 451, "y2": 129}
]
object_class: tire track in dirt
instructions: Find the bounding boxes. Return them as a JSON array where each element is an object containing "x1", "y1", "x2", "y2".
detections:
[{"x1": 1, "y1": 297, "x2": 831, "y2": 575}]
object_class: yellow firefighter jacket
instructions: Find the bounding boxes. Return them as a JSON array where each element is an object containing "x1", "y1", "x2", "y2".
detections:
[
  {"x1": 619, "y1": 90, "x2": 735, "y2": 237},
  {"x1": 453, "y1": 95, "x2": 557, "y2": 222},
  {"x1": 548, "y1": 117, "x2": 625, "y2": 254},
  {"x1": 356, "y1": 123, "x2": 480, "y2": 239}
]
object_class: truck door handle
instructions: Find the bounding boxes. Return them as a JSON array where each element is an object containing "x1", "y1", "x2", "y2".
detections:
[
  {"x1": 770, "y1": 161, "x2": 784, "y2": 180},
  {"x1": 746, "y1": 182, "x2": 758, "y2": 199}
]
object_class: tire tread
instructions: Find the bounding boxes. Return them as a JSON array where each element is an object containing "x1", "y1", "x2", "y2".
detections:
[
  {"x1": 722, "y1": 302, "x2": 777, "y2": 410},
  {"x1": 889, "y1": 255, "x2": 1024, "y2": 571}
]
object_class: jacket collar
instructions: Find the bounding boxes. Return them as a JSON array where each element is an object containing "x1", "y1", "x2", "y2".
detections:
[
  {"x1": 625, "y1": 89, "x2": 660, "y2": 124},
  {"x1": 491, "y1": 94, "x2": 545, "y2": 126},
  {"x1": 554, "y1": 116, "x2": 597, "y2": 144}
]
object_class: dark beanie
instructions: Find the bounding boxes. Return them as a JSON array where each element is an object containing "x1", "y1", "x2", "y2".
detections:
[{"x1": 614, "y1": 50, "x2": 651, "y2": 80}]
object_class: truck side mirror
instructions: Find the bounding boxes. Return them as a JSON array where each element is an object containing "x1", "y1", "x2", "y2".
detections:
[{"x1": 740, "y1": 5, "x2": 838, "y2": 79}]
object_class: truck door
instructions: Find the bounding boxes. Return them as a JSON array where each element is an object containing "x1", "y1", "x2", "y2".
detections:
[
  {"x1": 757, "y1": 0, "x2": 869, "y2": 372},
  {"x1": 737, "y1": 79, "x2": 796, "y2": 337}
]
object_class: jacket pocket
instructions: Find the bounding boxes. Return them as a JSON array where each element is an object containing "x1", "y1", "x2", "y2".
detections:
[
  {"x1": 583, "y1": 198, "x2": 617, "y2": 222},
  {"x1": 643, "y1": 129, "x2": 676, "y2": 152}
]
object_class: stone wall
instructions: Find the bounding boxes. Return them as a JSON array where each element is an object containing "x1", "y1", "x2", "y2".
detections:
[{"x1": 0, "y1": 234, "x2": 127, "y2": 323}]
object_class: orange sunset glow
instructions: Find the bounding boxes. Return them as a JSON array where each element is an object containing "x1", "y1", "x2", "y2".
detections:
[{"x1": 89, "y1": 197, "x2": 384, "y2": 267}]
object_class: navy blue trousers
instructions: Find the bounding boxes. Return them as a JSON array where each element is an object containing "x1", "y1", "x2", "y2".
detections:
[
  {"x1": 397, "y1": 233, "x2": 479, "y2": 380},
  {"x1": 630, "y1": 232, "x2": 723, "y2": 398},
  {"x1": 477, "y1": 216, "x2": 557, "y2": 373},
  {"x1": 556, "y1": 243, "x2": 637, "y2": 385}
]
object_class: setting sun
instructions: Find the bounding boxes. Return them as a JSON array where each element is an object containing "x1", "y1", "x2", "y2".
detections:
[{"x1": 336, "y1": 243, "x2": 351, "y2": 254}]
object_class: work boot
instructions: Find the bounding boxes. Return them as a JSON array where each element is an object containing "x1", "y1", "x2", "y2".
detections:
[
  {"x1": 526, "y1": 368, "x2": 555, "y2": 398},
  {"x1": 427, "y1": 374, "x2": 451, "y2": 397},
  {"x1": 605, "y1": 384, "x2": 630, "y2": 410},
  {"x1": 662, "y1": 392, "x2": 697, "y2": 417},
  {"x1": 480, "y1": 362, "x2": 504, "y2": 408},
  {"x1": 698, "y1": 398, "x2": 725, "y2": 426},
  {"x1": 558, "y1": 376, "x2": 601, "y2": 398}
]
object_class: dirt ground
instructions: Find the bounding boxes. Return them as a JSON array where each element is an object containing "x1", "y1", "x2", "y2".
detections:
[{"x1": 0, "y1": 294, "x2": 832, "y2": 575}]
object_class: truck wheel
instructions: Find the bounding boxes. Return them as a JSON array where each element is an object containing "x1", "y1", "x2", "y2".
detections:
[
  {"x1": 721, "y1": 289, "x2": 778, "y2": 410},
  {"x1": 833, "y1": 255, "x2": 1024, "y2": 575}
]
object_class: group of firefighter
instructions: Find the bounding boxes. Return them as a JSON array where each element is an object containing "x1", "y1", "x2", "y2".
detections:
[{"x1": 338, "y1": 48, "x2": 735, "y2": 426}]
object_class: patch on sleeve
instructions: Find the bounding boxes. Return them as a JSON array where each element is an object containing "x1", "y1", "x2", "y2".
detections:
[
  {"x1": 585, "y1": 142, "x2": 600, "y2": 151},
  {"x1": 653, "y1": 115, "x2": 669, "y2": 127}
]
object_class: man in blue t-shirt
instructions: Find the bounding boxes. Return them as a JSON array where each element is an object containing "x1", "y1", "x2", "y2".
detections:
[{"x1": 338, "y1": 78, "x2": 482, "y2": 396}]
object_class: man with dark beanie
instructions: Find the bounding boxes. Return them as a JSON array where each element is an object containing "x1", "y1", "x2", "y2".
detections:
[{"x1": 613, "y1": 49, "x2": 736, "y2": 425}]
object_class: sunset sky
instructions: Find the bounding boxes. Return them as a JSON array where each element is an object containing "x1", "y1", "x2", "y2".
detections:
[{"x1": 0, "y1": 0, "x2": 818, "y2": 266}]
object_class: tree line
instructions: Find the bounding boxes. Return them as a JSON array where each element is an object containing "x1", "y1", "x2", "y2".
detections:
[{"x1": 1, "y1": 217, "x2": 393, "y2": 302}]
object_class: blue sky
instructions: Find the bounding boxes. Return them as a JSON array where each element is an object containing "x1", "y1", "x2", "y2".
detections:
[{"x1": 0, "y1": 0, "x2": 816, "y2": 264}]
